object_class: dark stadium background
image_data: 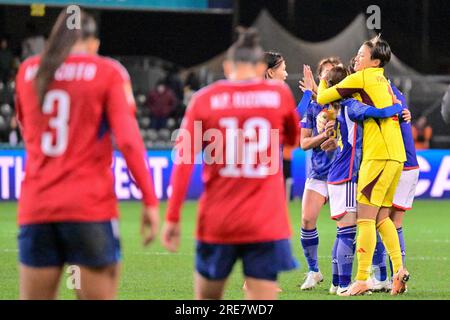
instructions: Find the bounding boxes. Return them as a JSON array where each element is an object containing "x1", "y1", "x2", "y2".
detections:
[{"x1": 0, "y1": 0, "x2": 449, "y2": 74}]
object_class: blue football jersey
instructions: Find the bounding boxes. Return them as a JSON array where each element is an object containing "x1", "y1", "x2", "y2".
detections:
[
  {"x1": 389, "y1": 82, "x2": 419, "y2": 169},
  {"x1": 300, "y1": 95, "x2": 336, "y2": 181},
  {"x1": 327, "y1": 99, "x2": 364, "y2": 184}
]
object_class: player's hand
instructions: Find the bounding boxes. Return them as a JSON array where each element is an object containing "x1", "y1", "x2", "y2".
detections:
[
  {"x1": 161, "y1": 221, "x2": 180, "y2": 252},
  {"x1": 316, "y1": 110, "x2": 328, "y2": 133},
  {"x1": 299, "y1": 65, "x2": 317, "y2": 94},
  {"x1": 141, "y1": 205, "x2": 160, "y2": 246},
  {"x1": 299, "y1": 78, "x2": 307, "y2": 92},
  {"x1": 321, "y1": 137, "x2": 338, "y2": 151},
  {"x1": 305, "y1": 64, "x2": 318, "y2": 94},
  {"x1": 324, "y1": 120, "x2": 336, "y2": 137},
  {"x1": 402, "y1": 108, "x2": 411, "y2": 123}
]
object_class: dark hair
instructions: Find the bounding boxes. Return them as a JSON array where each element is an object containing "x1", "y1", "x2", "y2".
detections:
[
  {"x1": 185, "y1": 72, "x2": 200, "y2": 91},
  {"x1": 226, "y1": 27, "x2": 264, "y2": 64},
  {"x1": 264, "y1": 51, "x2": 284, "y2": 79},
  {"x1": 265, "y1": 51, "x2": 284, "y2": 69},
  {"x1": 362, "y1": 35, "x2": 391, "y2": 67},
  {"x1": 347, "y1": 56, "x2": 357, "y2": 74},
  {"x1": 326, "y1": 65, "x2": 349, "y2": 88},
  {"x1": 326, "y1": 65, "x2": 349, "y2": 112},
  {"x1": 35, "y1": 8, "x2": 98, "y2": 106},
  {"x1": 316, "y1": 56, "x2": 342, "y2": 78}
]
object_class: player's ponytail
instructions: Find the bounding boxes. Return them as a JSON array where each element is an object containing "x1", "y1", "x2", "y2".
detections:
[
  {"x1": 35, "y1": 8, "x2": 97, "y2": 106},
  {"x1": 226, "y1": 27, "x2": 264, "y2": 64}
]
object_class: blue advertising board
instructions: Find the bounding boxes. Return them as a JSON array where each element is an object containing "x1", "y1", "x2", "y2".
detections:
[{"x1": 0, "y1": 149, "x2": 449, "y2": 201}]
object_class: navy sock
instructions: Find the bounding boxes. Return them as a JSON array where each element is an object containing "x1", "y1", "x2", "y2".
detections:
[
  {"x1": 300, "y1": 228, "x2": 319, "y2": 272},
  {"x1": 337, "y1": 225, "x2": 356, "y2": 287},
  {"x1": 331, "y1": 231, "x2": 339, "y2": 286}
]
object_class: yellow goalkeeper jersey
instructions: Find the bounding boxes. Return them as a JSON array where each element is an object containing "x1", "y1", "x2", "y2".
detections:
[{"x1": 317, "y1": 67, "x2": 406, "y2": 162}]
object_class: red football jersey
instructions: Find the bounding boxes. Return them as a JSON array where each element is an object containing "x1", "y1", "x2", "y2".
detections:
[
  {"x1": 15, "y1": 53, "x2": 158, "y2": 225},
  {"x1": 166, "y1": 79, "x2": 300, "y2": 243}
]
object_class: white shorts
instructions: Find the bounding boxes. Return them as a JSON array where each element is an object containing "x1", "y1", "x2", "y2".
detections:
[
  {"x1": 392, "y1": 168, "x2": 420, "y2": 211},
  {"x1": 328, "y1": 181, "x2": 357, "y2": 220},
  {"x1": 304, "y1": 178, "x2": 328, "y2": 198}
]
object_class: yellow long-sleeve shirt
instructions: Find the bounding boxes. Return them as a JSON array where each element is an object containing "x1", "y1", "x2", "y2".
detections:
[{"x1": 317, "y1": 67, "x2": 406, "y2": 162}]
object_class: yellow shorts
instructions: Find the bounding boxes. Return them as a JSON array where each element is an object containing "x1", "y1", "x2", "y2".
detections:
[{"x1": 357, "y1": 160, "x2": 403, "y2": 207}]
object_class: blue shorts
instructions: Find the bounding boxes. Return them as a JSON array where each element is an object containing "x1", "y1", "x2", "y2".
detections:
[
  {"x1": 18, "y1": 220, "x2": 121, "y2": 268},
  {"x1": 196, "y1": 239, "x2": 298, "y2": 281}
]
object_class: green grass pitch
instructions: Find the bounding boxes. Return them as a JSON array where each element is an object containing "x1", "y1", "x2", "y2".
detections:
[{"x1": 0, "y1": 200, "x2": 449, "y2": 300}]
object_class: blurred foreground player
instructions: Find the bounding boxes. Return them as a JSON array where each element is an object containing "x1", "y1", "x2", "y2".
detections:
[
  {"x1": 162, "y1": 28, "x2": 300, "y2": 300},
  {"x1": 15, "y1": 9, "x2": 159, "y2": 299}
]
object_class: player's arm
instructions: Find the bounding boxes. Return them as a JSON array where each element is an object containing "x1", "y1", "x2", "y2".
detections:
[
  {"x1": 300, "y1": 128, "x2": 329, "y2": 150},
  {"x1": 345, "y1": 98, "x2": 403, "y2": 122},
  {"x1": 300, "y1": 104, "x2": 333, "y2": 150},
  {"x1": 316, "y1": 71, "x2": 364, "y2": 105},
  {"x1": 163, "y1": 95, "x2": 200, "y2": 252},
  {"x1": 296, "y1": 89, "x2": 312, "y2": 118},
  {"x1": 105, "y1": 65, "x2": 159, "y2": 246}
]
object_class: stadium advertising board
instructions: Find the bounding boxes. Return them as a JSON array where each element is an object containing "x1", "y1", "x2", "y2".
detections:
[{"x1": 0, "y1": 149, "x2": 449, "y2": 201}]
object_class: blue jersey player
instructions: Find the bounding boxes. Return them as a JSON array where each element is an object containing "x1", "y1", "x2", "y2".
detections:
[{"x1": 297, "y1": 60, "x2": 341, "y2": 290}]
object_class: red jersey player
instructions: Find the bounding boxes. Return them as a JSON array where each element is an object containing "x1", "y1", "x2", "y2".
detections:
[
  {"x1": 162, "y1": 28, "x2": 300, "y2": 300},
  {"x1": 15, "y1": 9, "x2": 159, "y2": 299}
]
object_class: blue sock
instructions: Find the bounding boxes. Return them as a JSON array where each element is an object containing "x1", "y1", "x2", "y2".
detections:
[
  {"x1": 372, "y1": 232, "x2": 387, "y2": 281},
  {"x1": 331, "y1": 231, "x2": 339, "y2": 286},
  {"x1": 337, "y1": 225, "x2": 356, "y2": 288},
  {"x1": 300, "y1": 228, "x2": 319, "y2": 272},
  {"x1": 397, "y1": 227, "x2": 406, "y2": 265},
  {"x1": 389, "y1": 227, "x2": 406, "y2": 276}
]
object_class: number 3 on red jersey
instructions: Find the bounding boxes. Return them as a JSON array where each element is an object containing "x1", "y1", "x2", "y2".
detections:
[{"x1": 41, "y1": 89, "x2": 70, "y2": 157}]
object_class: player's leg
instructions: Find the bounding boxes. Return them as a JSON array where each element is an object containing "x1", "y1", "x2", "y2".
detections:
[
  {"x1": 330, "y1": 234, "x2": 339, "y2": 294},
  {"x1": 75, "y1": 264, "x2": 120, "y2": 300},
  {"x1": 376, "y1": 207, "x2": 402, "y2": 275},
  {"x1": 377, "y1": 161, "x2": 409, "y2": 295},
  {"x1": 335, "y1": 217, "x2": 357, "y2": 296},
  {"x1": 376, "y1": 161, "x2": 404, "y2": 276},
  {"x1": 300, "y1": 179, "x2": 327, "y2": 289},
  {"x1": 328, "y1": 181, "x2": 357, "y2": 295},
  {"x1": 390, "y1": 209, "x2": 405, "y2": 267},
  {"x1": 18, "y1": 223, "x2": 65, "y2": 299},
  {"x1": 370, "y1": 231, "x2": 389, "y2": 292},
  {"x1": 58, "y1": 220, "x2": 122, "y2": 300},
  {"x1": 19, "y1": 265, "x2": 63, "y2": 300},
  {"x1": 242, "y1": 239, "x2": 298, "y2": 299},
  {"x1": 195, "y1": 241, "x2": 236, "y2": 299},
  {"x1": 195, "y1": 272, "x2": 227, "y2": 300},
  {"x1": 244, "y1": 277, "x2": 279, "y2": 300},
  {"x1": 345, "y1": 160, "x2": 387, "y2": 295},
  {"x1": 390, "y1": 168, "x2": 419, "y2": 269}
]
